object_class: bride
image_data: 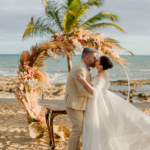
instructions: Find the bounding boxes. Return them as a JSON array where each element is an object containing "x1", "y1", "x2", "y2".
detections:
[{"x1": 75, "y1": 56, "x2": 150, "y2": 150}]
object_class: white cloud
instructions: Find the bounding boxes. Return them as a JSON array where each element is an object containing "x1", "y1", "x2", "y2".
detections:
[{"x1": 0, "y1": 0, "x2": 150, "y2": 54}]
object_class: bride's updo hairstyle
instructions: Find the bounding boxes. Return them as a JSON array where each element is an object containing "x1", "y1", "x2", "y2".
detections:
[{"x1": 100, "y1": 56, "x2": 113, "y2": 70}]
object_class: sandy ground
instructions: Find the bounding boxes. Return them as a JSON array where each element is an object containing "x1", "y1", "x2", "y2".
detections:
[
  {"x1": 0, "y1": 76, "x2": 150, "y2": 149},
  {"x1": 1, "y1": 101, "x2": 150, "y2": 150},
  {"x1": 0, "y1": 102, "x2": 73, "y2": 150}
]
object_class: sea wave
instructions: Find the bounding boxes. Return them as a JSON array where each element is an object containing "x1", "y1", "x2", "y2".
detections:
[
  {"x1": 137, "y1": 69, "x2": 150, "y2": 72},
  {"x1": 0, "y1": 55, "x2": 150, "y2": 82}
]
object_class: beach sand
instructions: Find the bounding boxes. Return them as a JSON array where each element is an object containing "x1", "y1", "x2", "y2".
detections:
[
  {"x1": 0, "y1": 102, "x2": 74, "y2": 150},
  {"x1": 1, "y1": 101, "x2": 150, "y2": 150},
  {"x1": 0, "y1": 76, "x2": 150, "y2": 149}
]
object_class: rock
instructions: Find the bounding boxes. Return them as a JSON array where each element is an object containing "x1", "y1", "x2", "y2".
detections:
[
  {"x1": 130, "y1": 90, "x2": 137, "y2": 96},
  {"x1": 9, "y1": 88, "x2": 16, "y2": 93},
  {"x1": 111, "y1": 79, "x2": 150, "y2": 87},
  {"x1": 129, "y1": 98, "x2": 133, "y2": 103},
  {"x1": 138, "y1": 92, "x2": 149, "y2": 100},
  {"x1": 119, "y1": 90, "x2": 128, "y2": 96},
  {"x1": 138, "y1": 92, "x2": 149, "y2": 97}
]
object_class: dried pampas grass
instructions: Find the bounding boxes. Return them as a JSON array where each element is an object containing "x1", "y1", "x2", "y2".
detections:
[
  {"x1": 19, "y1": 51, "x2": 31, "y2": 70},
  {"x1": 34, "y1": 69, "x2": 50, "y2": 86}
]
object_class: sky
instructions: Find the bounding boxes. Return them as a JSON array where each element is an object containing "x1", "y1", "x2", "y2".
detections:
[{"x1": 0, "y1": 0, "x2": 150, "y2": 55}]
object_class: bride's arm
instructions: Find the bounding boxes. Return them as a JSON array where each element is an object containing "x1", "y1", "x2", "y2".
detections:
[{"x1": 75, "y1": 73, "x2": 93, "y2": 95}]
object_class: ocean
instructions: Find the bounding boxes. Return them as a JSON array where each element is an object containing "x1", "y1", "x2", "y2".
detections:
[{"x1": 0, "y1": 54, "x2": 150, "y2": 83}]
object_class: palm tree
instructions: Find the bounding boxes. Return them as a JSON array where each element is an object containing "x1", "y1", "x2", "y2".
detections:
[{"x1": 23, "y1": 0, "x2": 125, "y2": 72}]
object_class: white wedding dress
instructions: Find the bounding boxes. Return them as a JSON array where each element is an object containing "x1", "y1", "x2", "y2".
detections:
[{"x1": 83, "y1": 76, "x2": 150, "y2": 150}]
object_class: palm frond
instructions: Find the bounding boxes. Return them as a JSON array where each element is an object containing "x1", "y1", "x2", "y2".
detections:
[
  {"x1": 126, "y1": 50, "x2": 134, "y2": 56},
  {"x1": 66, "y1": 0, "x2": 74, "y2": 6},
  {"x1": 22, "y1": 17, "x2": 56, "y2": 39},
  {"x1": 63, "y1": 0, "x2": 82, "y2": 32},
  {"x1": 61, "y1": 1, "x2": 68, "y2": 12},
  {"x1": 85, "y1": 22, "x2": 125, "y2": 32},
  {"x1": 106, "y1": 38, "x2": 126, "y2": 50},
  {"x1": 45, "y1": 0, "x2": 64, "y2": 31},
  {"x1": 80, "y1": 12, "x2": 118, "y2": 27},
  {"x1": 64, "y1": 0, "x2": 104, "y2": 31},
  {"x1": 83, "y1": 0, "x2": 104, "y2": 8},
  {"x1": 75, "y1": 0, "x2": 104, "y2": 21}
]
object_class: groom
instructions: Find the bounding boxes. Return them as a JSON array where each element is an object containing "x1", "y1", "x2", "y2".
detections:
[{"x1": 64, "y1": 47, "x2": 97, "y2": 150}]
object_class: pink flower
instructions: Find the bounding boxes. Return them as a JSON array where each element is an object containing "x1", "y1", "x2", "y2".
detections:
[
  {"x1": 23, "y1": 72, "x2": 27, "y2": 75},
  {"x1": 79, "y1": 35, "x2": 82, "y2": 40},
  {"x1": 72, "y1": 39, "x2": 78, "y2": 44},
  {"x1": 20, "y1": 98, "x2": 24, "y2": 103},
  {"x1": 19, "y1": 84, "x2": 24, "y2": 91},
  {"x1": 28, "y1": 67, "x2": 34, "y2": 78},
  {"x1": 37, "y1": 116, "x2": 46, "y2": 124},
  {"x1": 68, "y1": 37, "x2": 73, "y2": 41},
  {"x1": 113, "y1": 54, "x2": 119, "y2": 59},
  {"x1": 83, "y1": 36, "x2": 89, "y2": 41},
  {"x1": 56, "y1": 34, "x2": 64, "y2": 42}
]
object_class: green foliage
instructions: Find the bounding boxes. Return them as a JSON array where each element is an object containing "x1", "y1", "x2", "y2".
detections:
[
  {"x1": 45, "y1": 0, "x2": 64, "y2": 31},
  {"x1": 23, "y1": 0, "x2": 125, "y2": 39},
  {"x1": 23, "y1": 17, "x2": 56, "y2": 39},
  {"x1": 66, "y1": 0, "x2": 75, "y2": 6},
  {"x1": 81, "y1": 12, "x2": 118, "y2": 26},
  {"x1": 63, "y1": 0, "x2": 82, "y2": 32},
  {"x1": 85, "y1": 22, "x2": 125, "y2": 32}
]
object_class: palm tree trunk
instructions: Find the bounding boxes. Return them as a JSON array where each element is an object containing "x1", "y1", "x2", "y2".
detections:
[{"x1": 67, "y1": 53, "x2": 72, "y2": 72}]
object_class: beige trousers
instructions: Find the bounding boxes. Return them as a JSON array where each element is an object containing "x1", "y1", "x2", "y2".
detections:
[{"x1": 66, "y1": 107, "x2": 84, "y2": 150}]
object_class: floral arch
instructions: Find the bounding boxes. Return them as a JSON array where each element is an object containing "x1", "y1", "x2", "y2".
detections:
[{"x1": 15, "y1": 28, "x2": 130, "y2": 139}]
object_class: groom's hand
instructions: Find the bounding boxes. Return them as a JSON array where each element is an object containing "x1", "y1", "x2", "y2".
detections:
[
  {"x1": 75, "y1": 73, "x2": 85, "y2": 83},
  {"x1": 73, "y1": 69, "x2": 93, "y2": 98}
]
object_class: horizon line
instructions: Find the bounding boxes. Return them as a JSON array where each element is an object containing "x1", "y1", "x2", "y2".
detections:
[{"x1": 0, "y1": 54, "x2": 150, "y2": 56}]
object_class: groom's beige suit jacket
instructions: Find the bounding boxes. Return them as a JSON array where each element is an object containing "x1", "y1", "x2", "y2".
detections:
[{"x1": 64, "y1": 59, "x2": 93, "y2": 110}]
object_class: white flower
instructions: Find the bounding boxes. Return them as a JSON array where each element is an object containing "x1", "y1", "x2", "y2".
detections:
[
  {"x1": 73, "y1": 40, "x2": 83, "y2": 52},
  {"x1": 28, "y1": 78, "x2": 38, "y2": 86}
]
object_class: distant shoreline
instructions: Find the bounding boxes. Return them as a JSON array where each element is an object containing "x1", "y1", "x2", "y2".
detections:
[{"x1": 0, "y1": 54, "x2": 150, "y2": 56}]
